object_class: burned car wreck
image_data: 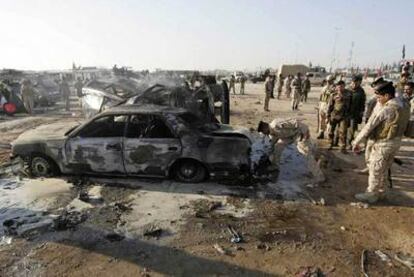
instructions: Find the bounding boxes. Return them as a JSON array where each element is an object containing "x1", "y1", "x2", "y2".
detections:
[{"x1": 11, "y1": 104, "x2": 268, "y2": 182}]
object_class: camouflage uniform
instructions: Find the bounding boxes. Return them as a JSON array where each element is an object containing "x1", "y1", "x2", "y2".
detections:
[
  {"x1": 264, "y1": 77, "x2": 274, "y2": 111},
  {"x1": 240, "y1": 76, "x2": 246, "y2": 95},
  {"x1": 284, "y1": 77, "x2": 292, "y2": 98},
  {"x1": 353, "y1": 98, "x2": 410, "y2": 194},
  {"x1": 290, "y1": 76, "x2": 302, "y2": 110},
  {"x1": 317, "y1": 82, "x2": 335, "y2": 138},
  {"x1": 229, "y1": 76, "x2": 236, "y2": 94},
  {"x1": 301, "y1": 78, "x2": 311, "y2": 102},
  {"x1": 327, "y1": 89, "x2": 352, "y2": 149},
  {"x1": 20, "y1": 80, "x2": 35, "y2": 114},
  {"x1": 60, "y1": 80, "x2": 71, "y2": 111},
  {"x1": 276, "y1": 75, "x2": 283, "y2": 99}
]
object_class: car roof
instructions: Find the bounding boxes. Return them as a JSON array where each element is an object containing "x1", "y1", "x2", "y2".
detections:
[{"x1": 100, "y1": 104, "x2": 189, "y2": 116}]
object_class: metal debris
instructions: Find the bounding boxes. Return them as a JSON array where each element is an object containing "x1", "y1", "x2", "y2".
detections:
[
  {"x1": 350, "y1": 202, "x2": 369, "y2": 209},
  {"x1": 374, "y1": 250, "x2": 391, "y2": 263},
  {"x1": 394, "y1": 253, "x2": 414, "y2": 271},
  {"x1": 361, "y1": 249, "x2": 369, "y2": 277},
  {"x1": 227, "y1": 225, "x2": 242, "y2": 243},
  {"x1": 213, "y1": 243, "x2": 228, "y2": 255},
  {"x1": 53, "y1": 210, "x2": 87, "y2": 231}
]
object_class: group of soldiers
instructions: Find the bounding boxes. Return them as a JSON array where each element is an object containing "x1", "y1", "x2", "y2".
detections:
[
  {"x1": 18, "y1": 77, "x2": 84, "y2": 114},
  {"x1": 228, "y1": 74, "x2": 247, "y2": 95},
  {"x1": 317, "y1": 73, "x2": 413, "y2": 203},
  {"x1": 317, "y1": 74, "x2": 366, "y2": 153},
  {"x1": 264, "y1": 73, "x2": 311, "y2": 112}
]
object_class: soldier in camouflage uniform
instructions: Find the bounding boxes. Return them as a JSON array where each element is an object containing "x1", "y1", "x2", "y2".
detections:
[
  {"x1": 347, "y1": 75, "x2": 366, "y2": 147},
  {"x1": 284, "y1": 75, "x2": 292, "y2": 98},
  {"x1": 290, "y1": 72, "x2": 302, "y2": 110},
  {"x1": 301, "y1": 74, "x2": 311, "y2": 103},
  {"x1": 317, "y1": 75, "x2": 335, "y2": 139},
  {"x1": 20, "y1": 79, "x2": 35, "y2": 114},
  {"x1": 352, "y1": 81, "x2": 410, "y2": 203},
  {"x1": 276, "y1": 73, "x2": 283, "y2": 99},
  {"x1": 263, "y1": 75, "x2": 274, "y2": 112},
  {"x1": 395, "y1": 72, "x2": 409, "y2": 95},
  {"x1": 327, "y1": 80, "x2": 352, "y2": 152}
]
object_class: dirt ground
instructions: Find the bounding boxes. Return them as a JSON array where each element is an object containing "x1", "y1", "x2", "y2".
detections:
[{"x1": 0, "y1": 84, "x2": 413, "y2": 277}]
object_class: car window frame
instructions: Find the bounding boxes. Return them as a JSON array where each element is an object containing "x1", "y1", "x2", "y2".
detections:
[
  {"x1": 125, "y1": 113, "x2": 178, "y2": 139},
  {"x1": 70, "y1": 114, "x2": 129, "y2": 138}
]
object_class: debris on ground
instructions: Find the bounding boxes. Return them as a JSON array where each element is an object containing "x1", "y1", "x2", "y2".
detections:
[
  {"x1": 3, "y1": 214, "x2": 54, "y2": 237},
  {"x1": 0, "y1": 235, "x2": 13, "y2": 245},
  {"x1": 53, "y1": 210, "x2": 87, "y2": 231},
  {"x1": 394, "y1": 253, "x2": 414, "y2": 270},
  {"x1": 361, "y1": 249, "x2": 369, "y2": 277},
  {"x1": 213, "y1": 243, "x2": 229, "y2": 255},
  {"x1": 227, "y1": 225, "x2": 242, "y2": 243},
  {"x1": 296, "y1": 266, "x2": 325, "y2": 277},
  {"x1": 375, "y1": 250, "x2": 391, "y2": 263},
  {"x1": 143, "y1": 225, "x2": 163, "y2": 238},
  {"x1": 350, "y1": 202, "x2": 369, "y2": 209}
]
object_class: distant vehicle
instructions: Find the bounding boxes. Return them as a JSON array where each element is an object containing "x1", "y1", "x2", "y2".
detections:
[
  {"x1": 279, "y1": 64, "x2": 309, "y2": 77},
  {"x1": 11, "y1": 105, "x2": 268, "y2": 182},
  {"x1": 306, "y1": 72, "x2": 326, "y2": 86}
]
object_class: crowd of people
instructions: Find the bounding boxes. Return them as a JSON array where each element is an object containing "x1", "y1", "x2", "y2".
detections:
[{"x1": 263, "y1": 73, "x2": 311, "y2": 112}]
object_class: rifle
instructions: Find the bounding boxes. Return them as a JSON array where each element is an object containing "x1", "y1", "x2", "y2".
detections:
[
  {"x1": 388, "y1": 158, "x2": 404, "y2": 189},
  {"x1": 315, "y1": 107, "x2": 320, "y2": 134}
]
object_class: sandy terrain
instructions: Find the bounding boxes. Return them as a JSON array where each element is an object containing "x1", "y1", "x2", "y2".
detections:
[{"x1": 0, "y1": 83, "x2": 413, "y2": 276}]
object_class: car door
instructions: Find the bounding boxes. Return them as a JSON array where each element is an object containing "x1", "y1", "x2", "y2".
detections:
[
  {"x1": 123, "y1": 114, "x2": 182, "y2": 176},
  {"x1": 65, "y1": 115, "x2": 127, "y2": 174}
]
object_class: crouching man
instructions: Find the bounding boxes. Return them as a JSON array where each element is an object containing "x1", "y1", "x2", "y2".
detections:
[
  {"x1": 257, "y1": 118, "x2": 310, "y2": 166},
  {"x1": 352, "y1": 81, "x2": 410, "y2": 203}
]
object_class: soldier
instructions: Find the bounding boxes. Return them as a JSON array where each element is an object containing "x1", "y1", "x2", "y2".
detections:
[
  {"x1": 326, "y1": 80, "x2": 352, "y2": 152},
  {"x1": 355, "y1": 77, "x2": 388, "y2": 175},
  {"x1": 229, "y1": 75, "x2": 236, "y2": 95},
  {"x1": 317, "y1": 75, "x2": 335, "y2": 139},
  {"x1": 74, "y1": 77, "x2": 83, "y2": 108},
  {"x1": 20, "y1": 79, "x2": 35, "y2": 114},
  {"x1": 290, "y1": 72, "x2": 302, "y2": 110},
  {"x1": 395, "y1": 72, "x2": 409, "y2": 95},
  {"x1": 301, "y1": 74, "x2": 311, "y2": 103},
  {"x1": 347, "y1": 75, "x2": 366, "y2": 147},
  {"x1": 60, "y1": 77, "x2": 71, "y2": 111},
  {"x1": 276, "y1": 73, "x2": 283, "y2": 99},
  {"x1": 284, "y1": 75, "x2": 292, "y2": 98},
  {"x1": 239, "y1": 75, "x2": 246, "y2": 95},
  {"x1": 352, "y1": 81, "x2": 410, "y2": 203},
  {"x1": 402, "y1": 81, "x2": 414, "y2": 113},
  {"x1": 264, "y1": 75, "x2": 274, "y2": 112}
]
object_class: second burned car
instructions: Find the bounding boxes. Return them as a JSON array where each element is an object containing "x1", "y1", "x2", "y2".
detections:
[{"x1": 11, "y1": 104, "x2": 269, "y2": 182}]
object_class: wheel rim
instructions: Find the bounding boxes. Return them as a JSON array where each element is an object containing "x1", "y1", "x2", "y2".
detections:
[
  {"x1": 32, "y1": 157, "x2": 50, "y2": 176},
  {"x1": 179, "y1": 163, "x2": 197, "y2": 179}
]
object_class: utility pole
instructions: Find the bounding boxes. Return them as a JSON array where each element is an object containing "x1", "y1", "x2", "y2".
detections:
[
  {"x1": 329, "y1": 27, "x2": 341, "y2": 73},
  {"x1": 347, "y1": 41, "x2": 354, "y2": 72}
]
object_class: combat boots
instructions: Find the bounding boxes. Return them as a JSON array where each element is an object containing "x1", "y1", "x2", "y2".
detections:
[{"x1": 317, "y1": 132, "x2": 324, "y2": 139}]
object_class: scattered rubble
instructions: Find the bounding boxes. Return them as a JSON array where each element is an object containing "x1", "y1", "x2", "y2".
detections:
[{"x1": 394, "y1": 253, "x2": 414, "y2": 270}]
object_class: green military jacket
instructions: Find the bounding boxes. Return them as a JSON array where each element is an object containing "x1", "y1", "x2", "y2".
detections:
[
  {"x1": 348, "y1": 86, "x2": 366, "y2": 123},
  {"x1": 327, "y1": 89, "x2": 352, "y2": 121}
]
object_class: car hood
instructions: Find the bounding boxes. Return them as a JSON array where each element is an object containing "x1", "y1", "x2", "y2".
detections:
[{"x1": 13, "y1": 122, "x2": 77, "y2": 145}]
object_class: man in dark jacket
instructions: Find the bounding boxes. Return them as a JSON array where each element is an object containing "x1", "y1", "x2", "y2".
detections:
[{"x1": 347, "y1": 75, "x2": 366, "y2": 146}]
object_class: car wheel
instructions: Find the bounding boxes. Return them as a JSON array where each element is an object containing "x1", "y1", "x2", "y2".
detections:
[
  {"x1": 175, "y1": 160, "x2": 207, "y2": 183},
  {"x1": 30, "y1": 155, "x2": 57, "y2": 177}
]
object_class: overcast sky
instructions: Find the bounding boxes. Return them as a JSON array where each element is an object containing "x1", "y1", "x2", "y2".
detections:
[{"x1": 0, "y1": 0, "x2": 412, "y2": 71}]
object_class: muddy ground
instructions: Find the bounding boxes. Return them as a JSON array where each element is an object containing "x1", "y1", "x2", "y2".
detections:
[{"x1": 0, "y1": 84, "x2": 413, "y2": 277}]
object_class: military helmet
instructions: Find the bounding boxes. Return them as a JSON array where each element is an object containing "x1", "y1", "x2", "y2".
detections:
[{"x1": 326, "y1": 75, "x2": 335, "y2": 81}]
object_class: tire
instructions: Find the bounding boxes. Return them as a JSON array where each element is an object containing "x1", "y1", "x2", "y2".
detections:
[
  {"x1": 174, "y1": 160, "x2": 207, "y2": 183},
  {"x1": 30, "y1": 155, "x2": 58, "y2": 177}
]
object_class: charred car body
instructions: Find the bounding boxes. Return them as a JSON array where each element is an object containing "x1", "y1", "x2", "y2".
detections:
[{"x1": 11, "y1": 104, "x2": 265, "y2": 182}]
